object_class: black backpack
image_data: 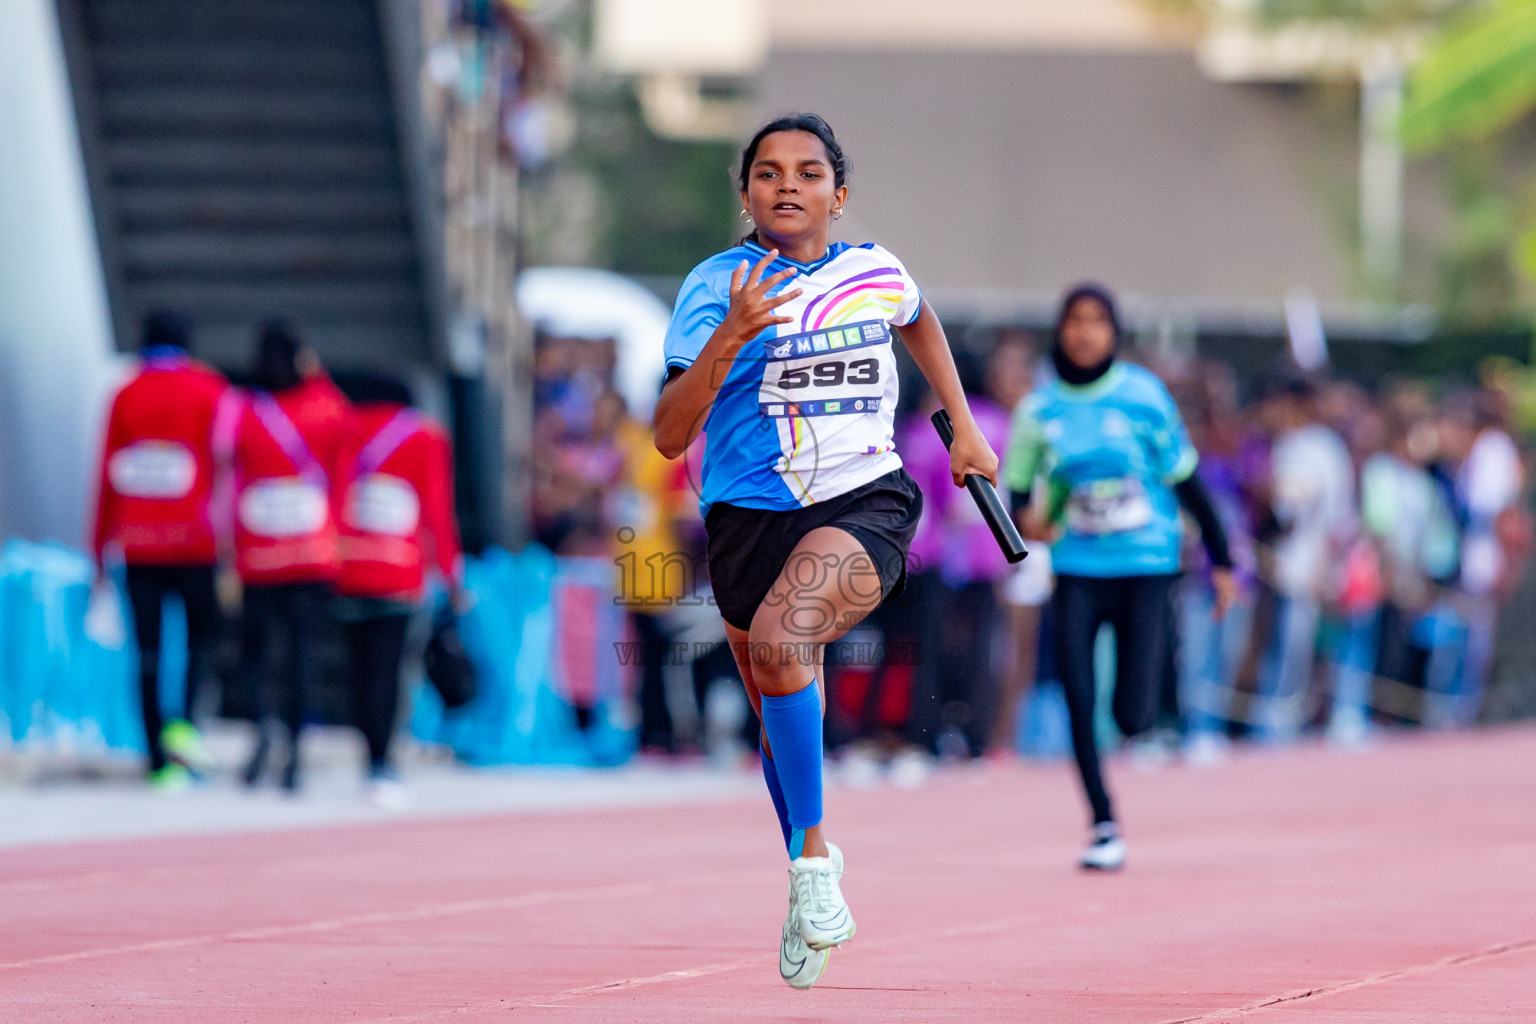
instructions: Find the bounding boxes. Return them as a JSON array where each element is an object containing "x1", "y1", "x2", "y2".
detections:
[{"x1": 423, "y1": 606, "x2": 477, "y2": 710}]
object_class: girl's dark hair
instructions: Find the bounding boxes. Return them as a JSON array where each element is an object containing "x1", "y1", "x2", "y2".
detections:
[
  {"x1": 737, "y1": 113, "x2": 848, "y2": 191},
  {"x1": 140, "y1": 309, "x2": 191, "y2": 353},
  {"x1": 252, "y1": 319, "x2": 304, "y2": 393}
]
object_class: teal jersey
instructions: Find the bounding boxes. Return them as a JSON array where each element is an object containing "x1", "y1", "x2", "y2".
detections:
[{"x1": 1004, "y1": 362, "x2": 1197, "y2": 577}]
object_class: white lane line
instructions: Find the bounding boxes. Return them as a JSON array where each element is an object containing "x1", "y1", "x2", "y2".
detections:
[
  {"x1": 1160, "y1": 937, "x2": 1536, "y2": 1023},
  {"x1": 360, "y1": 918, "x2": 1023, "y2": 1022},
  {"x1": 0, "y1": 871, "x2": 759, "y2": 972},
  {"x1": 0, "y1": 851, "x2": 356, "y2": 897}
]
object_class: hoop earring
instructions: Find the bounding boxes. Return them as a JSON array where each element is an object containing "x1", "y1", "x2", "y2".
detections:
[
  {"x1": 739, "y1": 208, "x2": 753, "y2": 222},
  {"x1": 832, "y1": 208, "x2": 844, "y2": 221}
]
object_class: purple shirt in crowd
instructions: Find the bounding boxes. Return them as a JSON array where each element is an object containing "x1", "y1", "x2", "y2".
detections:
[
  {"x1": 1184, "y1": 448, "x2": 1259, "y2": 590},
  {"x1": 899, "y1": 397, "x2": 1014, "y2": 586}
]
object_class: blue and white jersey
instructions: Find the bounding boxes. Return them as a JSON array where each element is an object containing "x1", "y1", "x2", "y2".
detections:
[
  {"x1": 1003, "y1": 362, "x2": 1197, "y2": 577},
  {"x1": 664, "y1": 239, "x2": 922, "y2": 514}
]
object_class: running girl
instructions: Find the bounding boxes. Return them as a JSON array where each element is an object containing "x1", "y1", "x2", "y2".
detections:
[
  {"x1": 654, "y1": 113, "x2": 998, "y2": 989},
  {"x1": 1004, "y1": 284, "x2": 1234, "y2": 871}
]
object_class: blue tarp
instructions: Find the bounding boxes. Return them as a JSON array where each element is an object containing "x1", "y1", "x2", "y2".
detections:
[
  {"x1": 410, "y1": 546, "x2": 636, "y2": 767},
  {"x1": 0, "y1": 539, "x2": 638, "y2": 767},
  {"x1": 0, "y1": 540, "x2": 141, "y2": 754}
]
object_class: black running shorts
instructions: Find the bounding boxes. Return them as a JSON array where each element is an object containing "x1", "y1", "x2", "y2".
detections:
[{"x1": 704, "y1": 468, "x2": 923, "y2": 632}]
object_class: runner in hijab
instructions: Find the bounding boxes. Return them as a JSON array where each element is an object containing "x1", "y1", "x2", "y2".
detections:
[{"x1": 1005, "y1": 284, "x2": 1234, "y2": 871}]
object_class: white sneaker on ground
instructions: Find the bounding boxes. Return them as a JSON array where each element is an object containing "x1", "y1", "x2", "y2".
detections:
[
  {"x1": 778, "y1": 881, "x2": 830, "y2": 989},
  {"x1": 1129, "y1": 730, "x2": 1179, "y2": 771},
  {"x1": 1183, "y1": 731, "x2": 1230, "y2": 768},
  {"x1": 366, "y1": 772, "x2": 410, "y2": 811},
  {"x1": 888, "y1": 748, "x2": 931, "y2": 789},
  {"x1": 1326, "y1": 710, "x2": 1371, "y2": 750},
  {"x1": 1079, "y1": 822, "x2": 1126, "y2": 871},
  {"x1": 792, "y1": 841, "x2": 856, "y2": 950},
  {"x1": 839, "y1": 746, "x2": 883, "y2": 789}
]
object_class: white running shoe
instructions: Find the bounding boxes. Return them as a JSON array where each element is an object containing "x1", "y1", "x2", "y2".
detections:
[
  {"x1": 791, "y1": 841, "x2": 856, "y2": 950},
  {"x1": 888, "y1": 748, "x2": 931, "y2": 789},
  {"x1": 1183, "y1": 731, "x2": 1230, "y2": 768},
  {"x1": 1080, "y1": 822, "x2": 1126, "y2": 871},
  {"x1": 839, "y1": 746, "x2": 883, "y2": 789},
  {"x1": 366, "y1": 778, "x2": 409, "y2": 811},
  {"x1": 779, "y1": 882, "x2": 830, "y2": 989}
]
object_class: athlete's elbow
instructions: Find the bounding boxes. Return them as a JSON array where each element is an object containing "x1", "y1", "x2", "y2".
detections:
[{"x1": 653, "y1": 419, "x2": 686, "y2": 460}]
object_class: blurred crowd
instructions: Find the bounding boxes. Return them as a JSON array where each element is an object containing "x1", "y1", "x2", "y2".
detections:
[
  {"x1": 530, "y1": 331, "x2": 752, "y2": 753},
  {"x1": 97, "y1": 309, "x2": 1535, "y2": 795},
  {"x1": 532, "y1": 323, "x2": 1535, "y2": 773},
  {"x1": 912, "y1": 340, "x2": 1530, "y2": 770},
  {"x1": 1160, "y1": 362, "x2": 1530, "y2": 750}
]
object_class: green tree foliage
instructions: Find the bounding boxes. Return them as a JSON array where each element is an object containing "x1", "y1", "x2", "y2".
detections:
[
  {"x1": 593, "y1": 105, "x2": 739, "y2": 277},
  {"x1": 518, "y1": 3, "x2": 739, "y2": 277},
  {"x1": 1397, "y1": 2, "x2": 1536, "y2": 415},
  {"x1": 1142, "y1": 0, "x2": 1473, "y2": 27},
  {"x1": 1256, "y1": 0, "x2": 1471, "y2": 28},
  {"x1": 1401, "y1": 0, "x2": 1536, "y2": 335},
  {"x1": 1430, "y1": 143, "x2": 1522, "y2": 325},
  {"x1": 1399, "y1": 0, "x2": 1536, "y2": 150}
]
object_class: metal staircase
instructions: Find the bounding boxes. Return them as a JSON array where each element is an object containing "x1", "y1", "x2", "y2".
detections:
[{"x1": 57, "y1": 0, "x2": 436, "y2": 369}]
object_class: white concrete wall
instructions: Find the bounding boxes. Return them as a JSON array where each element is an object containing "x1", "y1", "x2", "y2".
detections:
[{"x1": 0, "y1": 0, "x2": 124, "y2": 547}]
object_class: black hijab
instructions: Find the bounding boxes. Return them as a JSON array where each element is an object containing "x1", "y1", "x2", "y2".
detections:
[{"x1": 1051, "y1": 283, "x2": 1120, "y2": 386}]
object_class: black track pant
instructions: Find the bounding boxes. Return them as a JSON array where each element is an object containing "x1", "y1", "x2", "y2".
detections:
[
  {"x1": 345, "y1": 613, "x2": 410, "y2": 772},
  {"x1": 632, "y1": 611, "x2": 674, "y2": 751},
  {"x1": 125, "y1": 564, "x2": 221, "y2": 772},
  {"x1": 240, "y1": 582, "x2": 330, "y2": 744},
  {"x1": 905, "y1": 572, "x2": 999, "y2": 757},
  {"x1": 1052, "y1": 573, "x2": 1179, "y2": 825}
]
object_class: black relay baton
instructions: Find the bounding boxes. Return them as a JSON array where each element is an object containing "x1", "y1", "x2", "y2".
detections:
[{"x1": 931, "y1": 409, "x2": 1028, "y2": 564}]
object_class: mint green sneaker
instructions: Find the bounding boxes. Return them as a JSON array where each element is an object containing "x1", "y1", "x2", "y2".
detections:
[
  {"x1": 148, "y1": 764, "x2": 193, "y2": 794},
  {"x1": 160, "y1": 719, "x2": 210, "y2": 771}
]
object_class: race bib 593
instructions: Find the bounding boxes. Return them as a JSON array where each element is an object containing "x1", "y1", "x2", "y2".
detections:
[{"x1": 758, "y1": 320, "x2": 888, "y2": 420}]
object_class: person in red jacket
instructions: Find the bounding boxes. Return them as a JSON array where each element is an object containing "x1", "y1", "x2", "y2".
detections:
[
  {"x1": 333, "y1": 376, "x2": 463, "y2": 805},
  {"x1": 94, "y1": 311, "x2": 235, "y2": 789},
  {"x1": 233, "y1": 321, "x2": 349, "y2": 792}
]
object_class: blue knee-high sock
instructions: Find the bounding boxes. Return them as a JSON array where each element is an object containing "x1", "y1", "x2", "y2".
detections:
[
  {"x1": 758, "y1": 682, "x2": 823, "y2": 859},
  {"x1": 760, "y1": 743, "x2": 792, "y2": 852}
]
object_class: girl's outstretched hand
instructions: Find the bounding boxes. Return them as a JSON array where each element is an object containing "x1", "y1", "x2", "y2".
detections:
[
  {"x1": 947, "y1": 419, "x2": 999, "y2": 488},
  {"x1": 720, "y1": 249, "x2": 801, "y2": 345}
]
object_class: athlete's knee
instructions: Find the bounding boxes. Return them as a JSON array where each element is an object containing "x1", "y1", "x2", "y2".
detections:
[
  {"x1": 748, "y1": 650, "x2": 814, "y2": 696},
  {"x1": 744, "y1": 620, "x2": 815, "y2": 697}
]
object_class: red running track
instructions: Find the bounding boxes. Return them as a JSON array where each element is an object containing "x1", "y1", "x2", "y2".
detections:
[{"x1": 3, "y1": 727, "x2": 1534, "y2": 1022}]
